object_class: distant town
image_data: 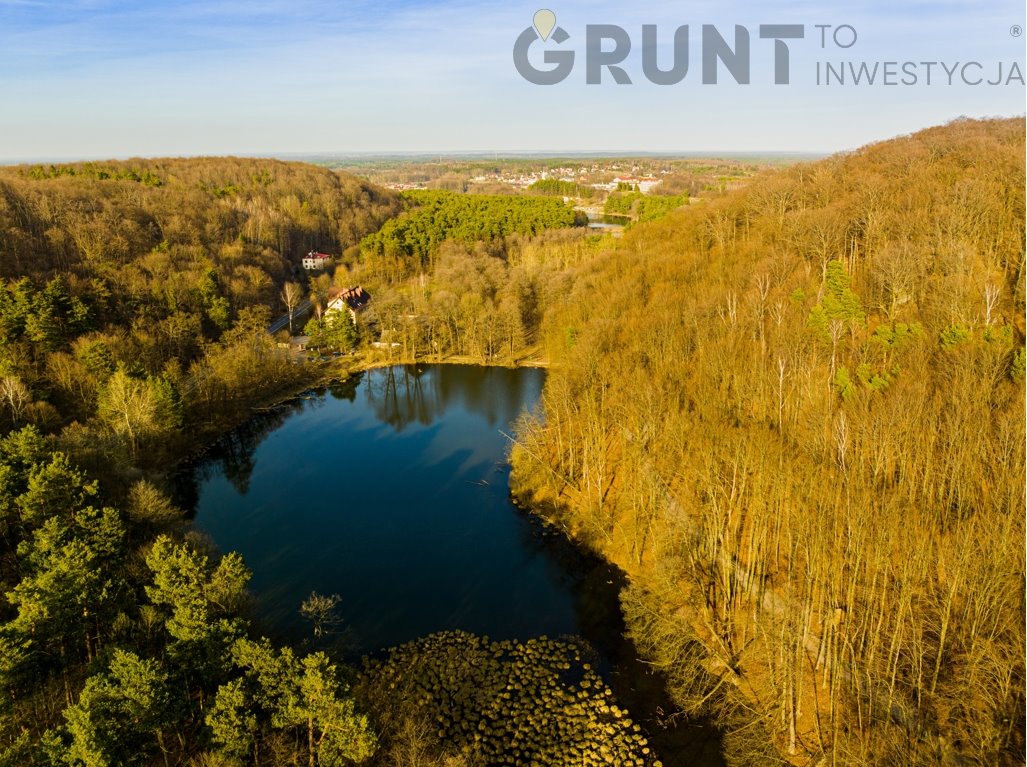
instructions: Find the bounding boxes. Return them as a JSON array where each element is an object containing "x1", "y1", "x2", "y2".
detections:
[
  {"x1": 389, "y1": 164, "x2": 666, "y2": 194},
  {"x1": 323, "y1": 155, "x2": 775, "y2": 199}
]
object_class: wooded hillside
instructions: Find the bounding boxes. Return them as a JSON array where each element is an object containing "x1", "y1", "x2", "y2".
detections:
[
  {"x1": 511, "y1": 117, "x2": 1026, "y2": 766},
  {"x1": 0, "y1": 158, "x2": 400, "y2": 464},
  {"x1": 357, "y1": 189, "x2": 586, "y2": 280},
  {"x1": 0, "y1": 155, "x2": 661, "y2": 767}
]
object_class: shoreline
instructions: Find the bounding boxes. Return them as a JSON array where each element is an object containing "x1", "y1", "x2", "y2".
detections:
[
  {"x1": 163, "y1": 350, "x2": 552, "y2": 472},
  {"x1": 177, "y1": 358, "x2": 723, "y2": 767}
]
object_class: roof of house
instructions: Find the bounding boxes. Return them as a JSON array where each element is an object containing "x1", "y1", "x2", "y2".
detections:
[
  {"x1": 329, "y1": 286, "x2": 371, "y2": 312},
  {"x1": 306, "y1": 251, "x2": 332, "y2": 259}
]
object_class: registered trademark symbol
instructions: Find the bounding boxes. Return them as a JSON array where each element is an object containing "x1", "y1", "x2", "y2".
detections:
[{"x1": 1012, "y1": 25, "x2": 1023, "y2": 37}]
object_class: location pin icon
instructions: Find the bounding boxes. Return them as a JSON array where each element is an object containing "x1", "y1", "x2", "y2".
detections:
[{"x1": 533, "y1": 9, "x2": 557, "y2": 41}]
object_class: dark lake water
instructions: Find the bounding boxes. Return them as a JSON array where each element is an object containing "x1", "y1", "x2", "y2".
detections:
[
  {"x1": 187, "y1": 364, "x2": 585, "y2": 649},
  {"x1": 181, "y1": 364, "x2": 724, "y2": 766}
]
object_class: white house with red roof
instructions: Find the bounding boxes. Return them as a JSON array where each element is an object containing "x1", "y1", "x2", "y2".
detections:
[{"x1": 302, "y1": 251, "x2": 332, "y2": 270}]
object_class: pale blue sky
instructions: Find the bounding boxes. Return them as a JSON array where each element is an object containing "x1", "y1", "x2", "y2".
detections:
[{"x1": 0, "y1": 0, "x2": 1023, "y2": 159}]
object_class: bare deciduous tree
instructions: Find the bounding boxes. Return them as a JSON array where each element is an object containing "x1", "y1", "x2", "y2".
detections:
[
  {"x1": 0, "y1": 376, "x2": 30, "y2": 424},
  {"x1": 299, "y1": 591, "x2": 343, "y2": 638},
  {"x1": 984, "y1": 280, "x2": 1001, "y2": 326},
  {"x1": 281, "y1": 281, "x2": 303, "y2": 335}
]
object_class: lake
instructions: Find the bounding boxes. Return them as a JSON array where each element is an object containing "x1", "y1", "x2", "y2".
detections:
[{"x1": 181, "y1": 364, "x2": 724, "y2": 765}]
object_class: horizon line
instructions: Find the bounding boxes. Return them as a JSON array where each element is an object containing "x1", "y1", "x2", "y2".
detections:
[{"x1": 0, "y1": 149, "x2": 832, "y2": 166}]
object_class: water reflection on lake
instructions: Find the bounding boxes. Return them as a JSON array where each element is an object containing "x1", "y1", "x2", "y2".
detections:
[
  {"x1": 185, "y1": 365, "x2": 584, "y2": 652},
  {"x1": 181, "y1": 364, "x2": 725, "y2": 766}
]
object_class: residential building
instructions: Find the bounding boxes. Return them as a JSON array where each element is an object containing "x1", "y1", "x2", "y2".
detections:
[
  {"x1": 326, "y1": 286, "x2": 371, "y2": 322},
  {"x1": 303, "y1": 251, "x2": 332, "y2": 270}
]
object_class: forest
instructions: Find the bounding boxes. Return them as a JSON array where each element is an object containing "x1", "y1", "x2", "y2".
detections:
[
  {"x1": 510, "y1": 117, "x2": 1026, "y2": 766},
  {"x1": 527, "y1": 179, "x2": 596, "y2": 199},
  {"x1": 0, "y1": 155, "x2": 658, "y2": 765},
  {"x1": 0, "y1": 118, "x2": 1020, "y2": 766},
  {"x1": 356, "y1": 190, "x2": 586, "y2": 279},
  {"x1": 0, "y1": 157, "x2": 410, "y2": 765},
  {"x1": 356, "y1": 227, "x2": 613, "y2": 364},
  {"x1": 0, "y1": 156, "x2": 403, "y2": 471},
  {"x1": 603, "y1": 191, "x2": 691, "y2": 223}
]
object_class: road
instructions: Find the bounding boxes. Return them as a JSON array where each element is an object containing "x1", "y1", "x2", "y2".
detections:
[{"x1": 267, "y1": 298, "x2": 312, "y2": 335}]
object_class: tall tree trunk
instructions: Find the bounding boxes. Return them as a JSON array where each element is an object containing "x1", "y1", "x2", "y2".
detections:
[{"x1": 308, "y1": 716, "x2": 316, "y2": 767}]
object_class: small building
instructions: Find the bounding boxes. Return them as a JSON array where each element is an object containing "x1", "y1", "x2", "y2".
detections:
[
  {"x1": 277, "y1": 335, "x2": 310, "y2": 351},
  {"x1": 303, "y1": 251, "x2": 332, "y2": 270},
  {"x1": 326, "y1": 286, "x2": 371, "y2": 323}
]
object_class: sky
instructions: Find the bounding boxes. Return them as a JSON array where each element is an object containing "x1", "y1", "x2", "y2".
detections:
[{"x1": 0, "y1": 0, "x2": 1023, "y2": 160}]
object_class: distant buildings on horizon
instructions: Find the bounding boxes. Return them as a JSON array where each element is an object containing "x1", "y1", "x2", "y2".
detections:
[{"x1": 382, "y1": 163, "x2": 665, "y2": 195}]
